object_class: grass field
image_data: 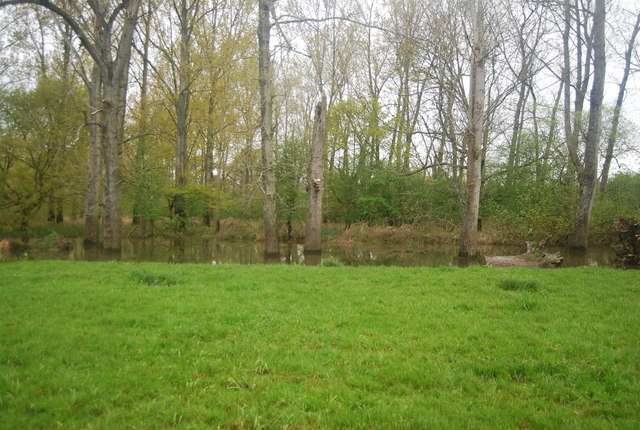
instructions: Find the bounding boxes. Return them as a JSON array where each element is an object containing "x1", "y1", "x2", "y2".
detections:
[{"x1": 1, "y1": 261, "x2": 639, "y2": 429}]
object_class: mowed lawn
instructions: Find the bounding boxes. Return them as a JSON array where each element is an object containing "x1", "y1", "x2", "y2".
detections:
[{"x1": 0, "y1": 261, "x2": 639, "y2": 429}]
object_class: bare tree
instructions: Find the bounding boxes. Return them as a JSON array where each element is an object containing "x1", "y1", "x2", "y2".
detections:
[
  {"x1": 572, "y1": 0, "x2": 606, "y2": 250},
  {"x1": 172, "y1": 0, "x2": 201, "y2": 230},
  {"x1": 258, "y1": 0, "x2": 279, "y2": 255},
  {"x1": 563, "y1": 0, "x2": 594, "y2": 176},
  {"x1": 600, "y1": 10, "x2": 640, "y2": 192},
  {"x1": 459, "y1": 0, "x2": 486, "y2": 257}
]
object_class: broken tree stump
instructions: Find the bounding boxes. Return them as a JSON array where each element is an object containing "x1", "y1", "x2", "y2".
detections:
[{"x1": 485, "y1": 236, "x2": 564, "y2": 268}]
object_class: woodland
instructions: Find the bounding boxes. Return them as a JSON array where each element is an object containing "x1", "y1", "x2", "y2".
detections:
[{"x1": 0, "y1": 0, "x2": 639, "y2": 257}]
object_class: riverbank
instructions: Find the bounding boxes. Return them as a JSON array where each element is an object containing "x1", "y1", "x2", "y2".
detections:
[
  {"x1": 2, "y1": 217, "x2": 621, "y2": 248},
  {"x1": 1, "y1": 261, "x2": 638, "y2": 428}
]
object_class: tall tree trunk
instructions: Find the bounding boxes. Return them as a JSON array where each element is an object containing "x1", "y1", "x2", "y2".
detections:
[
  {"x1": 564, "y1": 0, "x2": 594, "y2": 179},
  {"x1": 572, "y1": 0, "x2": 606, "y2": 250},
  {"x1": 459, "y1": 0, "x2": 485, "y2": 258},
  {"x1": 101, "y1": 0, "x2": 142, "y2": 250},
  {"x1": 600, "y1": 12, "x2": 640, "y2": 193},
  {"x1": 506, "y1": 68, "x2": 528, "y2": 186},
  {"x1": 133, "y1": 2, "x2": 152, "y2": 229},
  {"x1": 562, "y1": 0, "x2": 576, "y2": 166},
  {"x1": 84, "y1": 63, "x2": 102, "y2": 245},
  {"x1": 204, "y1": 96, "x2": 215, "y2": 228},
  {"x1": 540, "y1": 81, "x2": 564, "y2": 181},
  {"x1": 48, "y1": 22, "x2": 74, "y2": 226},
  {"x1": 305, "y1": 93, "x2": 327, "y2": 253},
  {"x1": 258, "y1": 0, "x2": 279, "y2": 255},
  {"x1": 172, "y1": 0, "x2": 197, "y2": 232},
  {"x1": 101, "y1": 82, "x2": 123, "y2": 250}
]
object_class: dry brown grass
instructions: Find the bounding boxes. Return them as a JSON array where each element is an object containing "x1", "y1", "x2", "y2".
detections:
[
  {"x1": 125, "y1": 217, "x2": 544, "y2": 247},
  {"x1": 328, "y1": 223, "x2": 460, "y2": 246}
]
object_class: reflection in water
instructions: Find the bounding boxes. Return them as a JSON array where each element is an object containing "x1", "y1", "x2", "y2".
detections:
[
  {"x1": 14, "y1": 237, "x2": 618, "y2": 268},
  {"x1": 303, "y1": 252, "x2": 322, "y2": 266}
]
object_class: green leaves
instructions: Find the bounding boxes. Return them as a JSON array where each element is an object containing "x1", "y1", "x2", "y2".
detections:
[{"x1": 0, "y1": 77, "x2": 87, "y2": 230}]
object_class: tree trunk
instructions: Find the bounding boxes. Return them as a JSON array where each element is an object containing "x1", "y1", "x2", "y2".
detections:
[
  {"x1": 485, "y1": 253, "x2": 564, "y2": 268},
  {"x1": 564, "y1": 0, "x2": 594, "y2": 179},
  {"x1": 459, "y1": 0, "x2": 485, "y2": 258},
  {"x1": 172, "y1": 0, "x2": 195, "y2": 232},
  {"x1": 506, "y1": 70, "x2": 528, "y2": 186},
  {"x1": 486, "y1": 236, "x2": 564, "y2": 268},
  {"x1": 571, "y1": 0, "x2": 606, "y2": 250},
  {"x1": 305, "y1": 93, "x2": 327, "y2": 253},
  {"x1": 204, "y1": 95, "x2": 215, "y2": 227},
  {"x1": 133, "y1": 3, "x2": 152, "y2": 229},
  {"x1": 0, "y1": 0, "x2": 142, "y2": 250},
  {"x1": 84, "y1": 63, "x2": 102, "y2": 245},
  {"x1": 101, "y1": 0, "x2": 142, "y2": 250},
  {"x1": 562, "y1": 0, "x2": 577, "y2": 168},
  {"x1": 258, "y1": 0, "x2": 279, "y2": 255},
  {"x1": 101, "y1": 82, "x2": 123, "y2": 250},
  {"x1": 600, "y1": 12, "x2": 640, "y2": 193}
]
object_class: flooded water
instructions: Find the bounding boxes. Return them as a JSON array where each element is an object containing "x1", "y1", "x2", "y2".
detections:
[{"x1": 4, "y1": 237, "x2": 619, "y2": 268}]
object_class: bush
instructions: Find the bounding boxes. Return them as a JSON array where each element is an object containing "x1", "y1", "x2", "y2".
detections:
[
  {"x1": 591, "y1": 173, "x2": 640, "y2": 243},
  {"x1": 320, "y1": 257, "x2": 344, "y2": 267}
]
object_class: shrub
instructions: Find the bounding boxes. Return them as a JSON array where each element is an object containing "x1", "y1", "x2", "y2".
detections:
[{"x1": 320, "y1": 257, "x2": 344, "y2": 267}]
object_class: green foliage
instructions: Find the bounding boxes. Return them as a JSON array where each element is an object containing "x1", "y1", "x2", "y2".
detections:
[
  {"x1": 483, "y1": 171, "x2": 640, "y2": 245},
  {"x1": 326, "y1": 168, "x2": 363, "y2": 225},
  {"x1": 327, "y1": 167, "x2": 462, "y2": 227},
  {"x1": 164, "y1": 184, "x2": 215, "y2": 220},
  {"x1": 0, "y1": 78, "x2": 87, "y2": 229},
  {"x1": 275, "y1": 136, "x2": 307, "y2": 225},
  {"x1": 483, "y1": 178, "x2": 576, "y2": 243},
  {"x1": 321, "y1": 227, "x2": 338, "y2": 236},
  {"x1": 591, "y1": 173, "x2": 640, "y2": 240},
  {"x1": 419, "y1": 176, "x2": 462, "y2": 225},
  {"x1": 320, "y1": 256, "x2": 344, "y2": 267},
  {"x1": 223, "y1": 190, "x2": 263, "y2": 220},
  {"x1": 1, "y1": 262, "x2": 639, "y2": 428},
  {"x1": 37, "y1": 232, "x2": 63, "y2": 248},
  {"x1": 125, "y1": 157, "x2": 169, "y2": 225}
]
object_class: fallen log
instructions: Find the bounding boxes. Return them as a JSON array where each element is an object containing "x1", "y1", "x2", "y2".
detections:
[
  {"x1": 485, "y1": 253, "x2": 564, "y2": 268},
  {"x1": 485, "y1": 236, "x2": 564, "y2": 268}
]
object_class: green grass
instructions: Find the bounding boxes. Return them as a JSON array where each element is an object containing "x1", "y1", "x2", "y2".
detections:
[
  {"x1": 498, "y1": 278, "x2": 539, "y2": 292},
  {"x1": 1, "y1": 261, "x2": 639, "y2": 429}
]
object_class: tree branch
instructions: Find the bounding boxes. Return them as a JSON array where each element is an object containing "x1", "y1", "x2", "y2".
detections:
[
  {"x1": 0, "y1": 0, "x2": 101, "y2": 64},
  {"x1": 275, "y1": 14, "x2": 424, "y2": 44}
]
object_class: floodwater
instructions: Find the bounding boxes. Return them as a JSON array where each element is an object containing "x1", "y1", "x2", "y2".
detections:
[{"x1": 5, "y1": 237, "x2": 619, "y2": 267}]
